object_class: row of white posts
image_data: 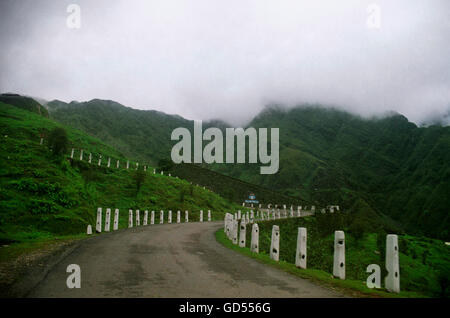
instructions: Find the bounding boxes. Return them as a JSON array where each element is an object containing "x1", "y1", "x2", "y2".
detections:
[
  {"x1": 69, "y1": 147, "x2": 148, "y2": 171},
  {"x1": 69, "y1": 148, "x2": 179, "y2": 177},
  {"x1": 87, "y1": 208, "x2": 212, "y2": 234},
  {"x1": 231, "y1": 207, "x2": 317, "y2": 224},
  {"x1": 241, "y1": 203, "x2": 328, "y2": 213},
  {"x1": 223, "y1": 213, "x2": 400, "y2": 293}
]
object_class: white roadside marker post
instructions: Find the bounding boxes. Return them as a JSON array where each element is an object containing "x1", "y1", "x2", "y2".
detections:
[
  {"x1": 385, "y1": 234, "x2": 400, "y2": 293},
  {"x1": 104, "y1": 208, "x2": 111, "y2": 232},
  {"x1": 333, "y1": 231, "x2": 345, "y2": 280},
  {"x1": 295, "y1": 227, "x2": 307, "y2": 269},
  {"x1": 96, "y1": 207, "x2": 102, "y2": 233},
  {"x1": 251, "y1": 223, "x2": 259, "y2": 253},
  {"x1": 270, "y1": 225, "x2": 280, "y2": 261}
]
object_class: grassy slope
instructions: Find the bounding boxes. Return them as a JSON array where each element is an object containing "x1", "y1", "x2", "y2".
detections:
[
  {"x1": 0, "y1": 101, "x2": 241, "y2": 246},
  {"x1": 49, "y1": 100, "x2": 450, "y2": 241},
  {"x1": 216, "y1": 215, "x2": 450, "y2": 297}
]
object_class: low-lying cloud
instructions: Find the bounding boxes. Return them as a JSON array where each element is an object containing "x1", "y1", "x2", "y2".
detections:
[{"x1": 0, "y1": 0, "x2": 449, "y2": 125}]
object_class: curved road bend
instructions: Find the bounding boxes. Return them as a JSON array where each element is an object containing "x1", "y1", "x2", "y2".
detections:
[{"x1": 28, "y1": 221, "x2": 346, "y2": 297}]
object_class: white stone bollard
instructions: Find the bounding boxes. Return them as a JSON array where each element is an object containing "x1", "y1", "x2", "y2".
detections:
[
  {"x1": 153, "y1": 169, "x2": 156, "y2": 174},
  {"x1": 40, "y1": 137, "x2": 44, "y2": 145},
  {"x1": 385, "y1": 234, "x2": 400, "y2": 293},
  {"x1": 208, "y1": 210, "x2": 211, "y2": 222},
  {"x1": 200, "y1": 210, "x2": 203, "y2": 222},
  {"x1": 143, "y1": 210, "x2": 148, "y2": 225},
  {"x1": 144, "y1": 166, "x2": 147, "y2": 172},
  {"x1": 98, "y1": 155, "x2": 102, "y2": 166},
  {"x1": 87, "y1": 225, "x2": 92, "y2": 235},
  {"x1": 136, "y1": 163, "x2": 139, "y2": 170},
  {"x1": 104, "y1": 208, "x2": 111, "y2": 232},
  {"x1": 177, "y1": 210, "x2": 181, "y2": 223},
  {"x1": 237, "y1": 210, "x2": 241, "y2": 220},
  {"x1": 270, "y1": 225, "x2": 280, "y2": 261},
  {"x1": 126, "y1": 161, "x2": 129, "y2": 169},
  {"x1": 168, "y1": 210, "x2": 172, "y2": 224},
  {"x1": 71, "y1": 148, "x2": 74, "y2": 159},
  {"x1": 96, "y1": 207, "x2": 102, "y2": 233},
  {"x1": 295, "y1": 227, "x2": 307, "y2": 269},
  {"x1": 88, "y1": 153, "x2": 92, "y2": 164},
  {"x1": 80, "y1": 149, "x2": 83, "y2": 161},
  {"x1": 107, "y1": 157, "x2": 111, "y2": 168},
  {"x1": 128, "y1": 209, "x2": 133, "y2": 228},
  {"x1": 333, "y1": 231, "x2": 345, "y2": 280},
  {"x1": 224, "y1": 213, "x2": 233, "y2": 236},
  {"x1": 113, "y1": 209, "x2": 119, "y2": 230},
  {"x1": 251, "y1": 223, "x2": 259, "y2": 253},
  {"x1": 160, "y1": 210, "x2": 164, "y2": 224},
  {"x1": 232, "y1": 220, "x2": 238, "y2": 245},
  {"x1": 151, "y1": 211, "x2": 155, "y2": 225},
  {"x1": 185, "y1": 210, "x2": 189, "y2": 223},
  {"x1": 242, "y1": 202, "x2": 245, "y2": 207},
  {"x1": 239, "y1": 220, "x2": 246, "y2": 248},
  {"x1": 136, "y1": 210, "x2": 140, "y2": 226},
  {"x1": 161, "y1": 171, "x2": 164, "y2": 175},
  {"x1": 116, "y1": 160, "x2": 120, "y2": 168}
]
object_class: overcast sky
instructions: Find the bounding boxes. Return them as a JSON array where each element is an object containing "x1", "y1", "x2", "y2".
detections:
[{"x1": 0, "y1": 0, "x2": 449, "y2": 125}]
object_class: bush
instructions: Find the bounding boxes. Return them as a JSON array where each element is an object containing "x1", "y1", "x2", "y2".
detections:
[{"x1": 47, "y1": 127, "x2": 69, "y2": 157}]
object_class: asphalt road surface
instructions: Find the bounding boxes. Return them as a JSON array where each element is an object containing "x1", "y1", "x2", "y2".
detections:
[{"x1": 28, "y1": 221, "x2": 345, "y2": 297}]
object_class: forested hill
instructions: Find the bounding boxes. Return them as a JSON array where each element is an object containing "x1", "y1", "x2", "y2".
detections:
[
  {"x1": 212, "y1": 106, "x2": 450, "y2": 240},
  {"x1": 0, "y1": 94, "x2": 49, "y2": 118},
  {"x1": 47, "y1": 99, "x2": 450, "y2": 240},
  {"x1": 48, "y1": 99, "x2": 191, "y2": 165}
]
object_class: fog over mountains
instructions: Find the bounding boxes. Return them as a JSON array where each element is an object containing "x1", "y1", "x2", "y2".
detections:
[{"x1": 1, "y1": 0, "x2": 449, "y2": 126}]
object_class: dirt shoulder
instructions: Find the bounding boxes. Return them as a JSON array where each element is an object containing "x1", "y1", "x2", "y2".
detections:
[{"x1": 0, "y1": 236, "x2": 86, "y2": 297}]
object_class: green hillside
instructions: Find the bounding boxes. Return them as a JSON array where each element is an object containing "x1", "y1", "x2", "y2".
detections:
[
  {"x1": 46, "y1": 99, "x2": 450, "y2": 240},
  {"x1": 170, "y1": 163, "x2": 311, "y2": 206},
  {"x1": 218, "y1": 214, "x2": 450, "y2": 297},
  {"x1": 48, "y1": 99, "x2": 190, "y2": 165},
  {"x1": 216, "y1": 106, "x2": 450, "y2": 240},
  {"x1": 0, "y1": 101, "x2": 241, "y2": 245},
  {"x1": 0, "y1": 94, "x2": 49, "y2": 118}
]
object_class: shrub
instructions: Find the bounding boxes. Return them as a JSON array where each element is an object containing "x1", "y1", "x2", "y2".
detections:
[{"x1": 47, "y1": 127, "x2": 69, "y2": 157}]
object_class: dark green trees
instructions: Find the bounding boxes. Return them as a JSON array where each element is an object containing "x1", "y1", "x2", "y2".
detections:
[{"x1": 47, "y1": 127, "x2": 69, "y2": 157}]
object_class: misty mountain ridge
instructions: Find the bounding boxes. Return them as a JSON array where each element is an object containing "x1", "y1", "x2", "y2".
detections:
[{"x1": 3, "y1": 94, "x2": 449, "y2": 240}]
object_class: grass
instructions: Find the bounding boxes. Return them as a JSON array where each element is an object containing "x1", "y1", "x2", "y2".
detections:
[
  {"x1": 215, "y1": 215, "x2": 450, "y2": 298},
  {"x1": 0, "y1": 102, "x2": 241, "y2": 246}
]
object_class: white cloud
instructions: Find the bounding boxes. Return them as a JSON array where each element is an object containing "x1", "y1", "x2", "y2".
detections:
[{"x1": 0, "y1": 0, "x2": 449, "y2": 125}]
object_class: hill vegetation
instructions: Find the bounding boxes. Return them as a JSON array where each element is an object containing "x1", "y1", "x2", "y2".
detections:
[
  {"x1": 0, "y1": 94, "x2": 49, "y2": 118},
  {"x1": 0, "y1": 101, "x2": 240, "y2": 245},
  {"x1": 218, "y1": 214, "x2": 450, "y2": 297},
  {"x1": 46, "y1": 100, "x2": 450, "y2": 240}
]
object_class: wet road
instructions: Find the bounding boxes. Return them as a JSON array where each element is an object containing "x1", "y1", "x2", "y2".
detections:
[{"x1": 28, "y1": 221, "x2": 345, "y2": 297}]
